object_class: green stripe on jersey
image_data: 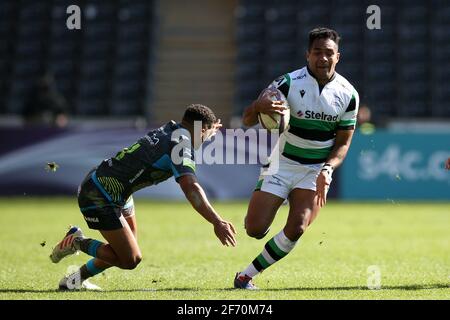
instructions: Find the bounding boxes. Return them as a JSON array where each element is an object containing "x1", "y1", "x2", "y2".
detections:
[
  {"x1": 290, "y1": 117, "x2": 337, "y2": 131},
  {"x1": 283, "y1": 142, "x2": 332, "y2": 159},
  {"x1": 182, "y1": 158, "x2": 196, "y2": 172},
  {"x1": 284, "y1": 74, "x2": 291, "y2": 87},
  {"x1": 338, "y1": 119, "x2": 356, "y2": 126}
]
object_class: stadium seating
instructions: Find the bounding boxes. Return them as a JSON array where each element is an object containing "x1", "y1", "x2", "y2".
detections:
[
  {"x1": 0, "y1": 0, "x2": 155, "y2": 117},
  {"x1": 1, "y1": 1, "x2": 449, "y2": 121}
]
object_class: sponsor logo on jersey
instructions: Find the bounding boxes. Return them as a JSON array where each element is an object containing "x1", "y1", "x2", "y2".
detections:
[
  {"x1": 292, "y1": 73, "x2": 306, "y2": 80},
  {"x1": 304, "y1": 110, "x2": 338, "y2": 122},
  {"x1": 300, "y1": 89, "x2": 306, "y2": 98},
  {"x1": 129, "y1": 168, "x2": 145, "y2": 184}
]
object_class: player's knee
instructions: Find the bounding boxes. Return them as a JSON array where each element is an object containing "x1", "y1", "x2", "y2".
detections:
[
  {"x1": 120, "y1": 254, "x2": 142, "y2": 270},
  {"x1": 245, "y1": 226, "x2": 270, "y2": 239},
  {"x1": 245, "y1": 216, "x2": 270, "y2": 239}
]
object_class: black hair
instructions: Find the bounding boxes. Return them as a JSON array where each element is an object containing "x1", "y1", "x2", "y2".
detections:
[
  {"x1": 308, "y1": 27, "x2": 340, "y2": 50},
  {"x1": 182, "y1": 104, "x2": 216, "y2": 128}
]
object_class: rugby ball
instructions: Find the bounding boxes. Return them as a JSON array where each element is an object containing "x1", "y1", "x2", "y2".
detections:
[{"x1": 258, "y1": 88, "x2": 290, "y2": 133}]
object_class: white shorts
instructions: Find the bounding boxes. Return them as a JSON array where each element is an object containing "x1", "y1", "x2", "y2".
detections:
[
  {"x1": 255, "y1": 155, "x2": 331, "y2": 199},
  {"x1": 121, "y1": 196, "x2": 135, "y2": 218}
]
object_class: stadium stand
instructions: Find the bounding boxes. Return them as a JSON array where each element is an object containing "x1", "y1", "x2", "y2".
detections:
[
  {"x1": 0, "y1": 0, "x2": 449, "y2": 124},
  {"x1": 0, "y1": 0, "x2": 155, "y2": 118}
]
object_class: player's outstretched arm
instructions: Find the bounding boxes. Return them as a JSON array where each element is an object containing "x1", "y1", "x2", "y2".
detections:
[
  {"x1": 242, "y1": 88, "x2": 287, "y2": 127},
  {"x1": 178, "y1": 175, "x2": 237, "y2": 247}
]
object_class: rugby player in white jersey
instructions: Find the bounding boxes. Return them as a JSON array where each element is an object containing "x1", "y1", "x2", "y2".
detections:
[{"x1": 234, "y1": 27, "x2": 359, "y2": 289}]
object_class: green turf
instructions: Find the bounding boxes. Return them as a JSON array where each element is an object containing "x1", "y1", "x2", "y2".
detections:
[{"x1": 0, "y1": 197, "x2": 448, "y2": 300}]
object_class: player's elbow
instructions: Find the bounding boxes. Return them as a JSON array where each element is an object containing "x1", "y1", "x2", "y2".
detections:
[
  {"x1": 242, "y1": 117, "x2": 254, "y2": 128},
  {"x1": 242, "y1": 103, "x2": 258, "y2": 127},
  {"x1": 179, "y1": 175, "x2": 197, "y2": 194}
]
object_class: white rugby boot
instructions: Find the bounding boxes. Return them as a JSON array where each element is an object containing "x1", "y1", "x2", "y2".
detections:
[
  {"x1": 58, "y1": 270, "x2": 102, "y2": 291},
  {"x1": 50, "y1": 226, "x2": 84, "y2": 263}
]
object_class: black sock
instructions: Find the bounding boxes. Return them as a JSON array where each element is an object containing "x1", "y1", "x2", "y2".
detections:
[
  {"x1": 73, "y1": 238, "x2": 104, "y2": 257},
  {"x1": 79, "y1": 264, "x2": 91, "y2": 281}
]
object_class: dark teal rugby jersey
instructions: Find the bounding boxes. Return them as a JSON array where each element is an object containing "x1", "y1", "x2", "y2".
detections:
[{"x1": 94, "y1": 121, "x2": 196, "y2": 204}]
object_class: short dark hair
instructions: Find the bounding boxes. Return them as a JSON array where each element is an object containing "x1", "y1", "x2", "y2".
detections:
[
  {"x1": 308, "y1": 27, "x2": 340, "y2": 50},
  {"x1": 182, "y1": 104, "x2": 216, "y2": 128}
]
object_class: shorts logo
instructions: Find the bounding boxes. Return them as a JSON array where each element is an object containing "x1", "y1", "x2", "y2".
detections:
[
  {"x1": 268, "y1": 175, "x2": 282, "y2": 186},
  {"x1": 84, "y1": 216, "x2": 99, "y2": 223}
]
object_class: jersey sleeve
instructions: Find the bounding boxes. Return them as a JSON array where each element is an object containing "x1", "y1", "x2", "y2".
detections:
[
  {"x1": 169, "y1": 133, "x2": 196, "y2": 181},
  {"x1": 268, "y1": 73, "x2": 291, "y2": 97},
  {"x1": 338, "y1": 89, "x2": 359, "y2": 130}
]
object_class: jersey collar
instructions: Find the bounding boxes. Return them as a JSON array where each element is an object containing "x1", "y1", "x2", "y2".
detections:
[{"x1": 306, "y1": 66, "x2": 336, "y2": 85}]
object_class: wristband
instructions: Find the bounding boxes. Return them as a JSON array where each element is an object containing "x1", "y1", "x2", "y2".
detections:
[{"x1": 321, "y1": 163, "x2": 334, "y2": 176}]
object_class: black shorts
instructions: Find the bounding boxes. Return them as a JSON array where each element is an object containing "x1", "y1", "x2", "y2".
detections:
[{"x1": 77, "y1": 169, "x2": 133, "y2": 230}]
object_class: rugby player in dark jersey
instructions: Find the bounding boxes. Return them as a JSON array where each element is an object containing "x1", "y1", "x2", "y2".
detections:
[{"x1": 50, "y1": 104, "x2": 236, "y2": 290}]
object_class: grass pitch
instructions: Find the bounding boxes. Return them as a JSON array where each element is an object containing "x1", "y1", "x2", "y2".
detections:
[{"x1": 0, "y1": 197, "x2": 448, "y2": 300}]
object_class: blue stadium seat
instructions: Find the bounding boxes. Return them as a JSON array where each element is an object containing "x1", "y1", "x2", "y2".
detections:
[
  {"x1": 237, "y1": 43, "x2": 264, "y2": 60},
  {"x1": 75, "y1": 98, "x2": 106, "y2": 116},
  {"x1": 117, "y1": 23, "x2": 149, "y2": 41},
  {"x1": 398, "y1": 24, "x2": 428, "y2": 41},
  {"x1": 235, "y1": 4, "x2": 265, "y2": 23},
  {"x1": 79, "y1": 60, "x2": 109, "y2": 78},
  {"x1": 82, "y1": 42, "x2": 113, "y2": 60},
  {"x1": 398, "y1": 5, "x2": 428, "y2": 22},
  {"x1": 115, "y1": 42, "x2": 147, "y2": 60},
  {"x1": 431, "y1": 26, "x2": 450, "y2": 41},
  {"x1": 78, "y1": 79, "x2": 108, "y2": 99},
  {"x1": 12, "y1": 60, "x2": 41, "y2": 77},
  {"x1": 114, "y1": 61, "x2": 145, "y2": 79},
  {"x1": 399, "y1": 64, "x2": 427, "y2": 80},
  {"x1": 112, "y1": 80, "x2": 142, "y2": 99},
  {"x1": 236, "y1": 23, "x2": 264, "y2": 42},
  {"x1": 110, "y1": 99, "x2": 142, "y2": 116},
  {"x1": 399, "y1": 44, "x2": 427, "y2": 61}
]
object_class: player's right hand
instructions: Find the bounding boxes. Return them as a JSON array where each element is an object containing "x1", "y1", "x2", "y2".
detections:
[
  {"x1": 255, "y1": 89, "x2": 288, "y2": 116},
  {"x1": 213, "y1": 220, "x2": 237, "y2": 247}
]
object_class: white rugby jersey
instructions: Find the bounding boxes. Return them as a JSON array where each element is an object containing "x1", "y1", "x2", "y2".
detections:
[{"x1": 271, "y1": 66, "x2": 359, "y2": 164}]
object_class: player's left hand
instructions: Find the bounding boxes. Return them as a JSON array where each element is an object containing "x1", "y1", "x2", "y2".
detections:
[
  {"x1": 213, "y1": 219, "x2": 237, "y2": 247},
  {"x1": 205, "y1": 119, "x2": 222, "y2": 141},
  {"x1": 315, "y1": 171, "x2": 331, "y2": 207},
  {"x1": 212, "y1": 119, "x2": 222, "y2": 135}
]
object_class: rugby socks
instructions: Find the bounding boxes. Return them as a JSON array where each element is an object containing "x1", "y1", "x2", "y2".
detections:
[
  {"x1": 239, "y1": 230, "x2": 297, "y2": 278},
  {"x1": 73, "y1": 238, "x2": 104, "y2": 258},
  {"x1": 80, "y1": 259, "x2": 106, "y2": 281}
]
